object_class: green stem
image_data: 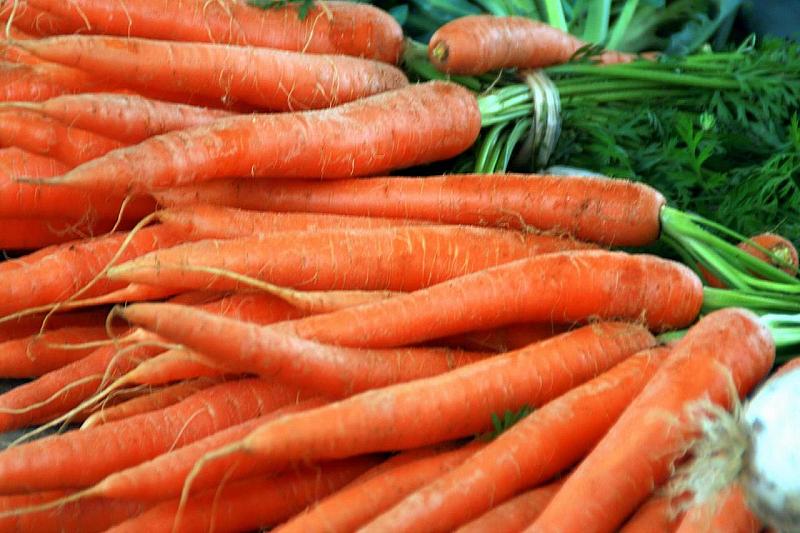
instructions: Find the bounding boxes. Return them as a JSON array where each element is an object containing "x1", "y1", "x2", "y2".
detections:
[
  {"x1": 702, "y1": 288, "x2": 800, "y2": 314},
  {"x1": 540, "y1": 0, "x2": 567, "y2": 31},
  {"x1": 606, "y1": 0, "x2": 638, "y2": 50},
  {"x1": 546, "y1": 64, "x2": 742, "y2": 89},
  {"x1": 582, "y1": 0, "x2": 611, "y2": 44}
]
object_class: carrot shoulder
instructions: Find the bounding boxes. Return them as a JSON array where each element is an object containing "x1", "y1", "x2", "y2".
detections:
[
  {"x1": 43, "y1": 81, "x2": 481, "y2": 194},
  {"x1": 529, "y1": 308, "x2": 775, "y2": 533}
]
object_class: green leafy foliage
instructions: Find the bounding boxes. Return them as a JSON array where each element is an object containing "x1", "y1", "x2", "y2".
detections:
[
  {"x1": 248, "y1": 0, "x2": 316, "y2": 19},
  {"x1": 477, "y1": 405, "x2": 534, "y2": 441}
]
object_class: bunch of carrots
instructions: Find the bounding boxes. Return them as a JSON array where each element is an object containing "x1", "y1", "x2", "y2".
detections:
[{"x1": 0, "y1": 0, "x2": 798, "y2": 531}]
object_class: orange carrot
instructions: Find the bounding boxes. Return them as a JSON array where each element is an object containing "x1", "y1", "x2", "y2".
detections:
[
  {"x1": 0, "y1": 224, "x2": 185, "y2": 318},
  {"x1": 27, "y1": 0, "x2": 404, "y2": 63},
  {"x1": 0, "y1": 217, "x2": 123, "y2": 249},
  {"x1": 0, "y1": 490, "x2": 149, "y2": 533},
  {"x1": 429, "y1": 15, "x2": 636, "y2": 75},
  {"x1": 121, "y1": 350, "x2": 228, "y2": 386},
  {"x1": 106, "y1": 457, "x2": 382, "y2": 533},
  {"x1": 85, "y1": 398, "x2": 327, "y2": 502},
  {"x1": 121, "y1": 303, "x2": 489, "y2": 397},
  {"x1": 106, "y1": 226, "x2": 597, "y2": 293},
  {"x1": 0, "y1": 108, "x2": 125, "y2": 166},
  {"x1": 37, "y1": 81, "x2": 481, "y2": 194},
  {"x1": 702, "y1": 233, "x2": 799, "y2": 288},
  {"x1": 530, "y1": 308, "x2": 775, "y2": 533},
  {"x1": 440, "y1": 323, "x2": 570, "y2": 352},
  {"x1": 270, "y1": 251, "x2": 702, "y2": 348},
  {"x1": 19, "y1": 35, "x2": 408, "y2": 111},
  {"x1": 0, "y1": 1, "x2": 84, "y2": 36},
  {"x1": 0, "y1": 308, "x2": 109, "y2": 343},
  {"x1": 5, "y1": 93, "x2": 232, "y2": 143},
  {"x1": 139, "y1": 322, "x2": 654, "y2": 496},
  {"x1": 157, "y1": 204, "x2": 415, "y2": 239},
  {"x1": 0, "y1": 60, "x2": 116, "y2": 102},
  {"x1": 361, "y1": 347, "x2": 670, "y2": 532},
  {"x1": 675, "y1": 484, "x2": 760, "y2": 533},
  {"x1": 0, "y1": 378, "x2": 303, "y2": 493},
  {"x1": 620, "y1": 492, "x2": 686, "y2": 532},
  {"x1": 156, "y1": 173, "x2": 666, "y2": 247},
  {"x1": 276, "y1": 442, "x2": 483, "y2": 533},
  {"x1": 80, "y1": 378, "x2": 220, "y2": 429},
  {"x1": 0, "y1": 147, "x2": 156, "y2": 221},
  {"x1": 456, "y1": 480, "x2": 564, "y2": 533},
  {"x1": 0, "y1": 325, "x2": 112, "y2": 377}
]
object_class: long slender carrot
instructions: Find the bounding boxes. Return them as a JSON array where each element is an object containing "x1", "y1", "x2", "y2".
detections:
[
  {"x1": 264, "y1": 251, "x2": 702, "y2": 348},
  {"x1": 361, "y1": 347, "x2": 670, "y2": 532},
  {"x1": 106, "y1": 457, "x2": 382, "y2": 533},
  {"x1": 0, "y1": 217, "x2": 123, "y2": 249},
  {"x1": 440, "y1": 323, "x2": 570, "y2": 352},
  {"x1": 0, "y1": 60, "x2": 116, "y2": 101},
  {"x1": 19, "y1": 35, "x2": 409, "y2": 111},
  {"x1": 26, "y1": 0, "x2": 404, "y2": 63},
  {"x1": 0, "y1": 378, "x2": 303, "y2": 493},
  {"x1": 80, "y1": 378, "x2": 220, "y2": 429},
  {"x1": 0, "y1": 325, "x2": 111, "y2": 377},
  {"x1": 275, "y1": 442, "x2": 483, "y2": 533},
  {"x1": 529, "y1": 308, "x2": 775, "y2": 533},
  {"x1": 456, "y1": 480, "x2": 564, "y2": 533},
  {"x1": 134, "y1": 322, "x2": 654, "y2": 496},
  {"x1": 156, "y1": 204, "x2": 415, "y2": 240},
  {"x1": 0, "y1": 224, "x2": 185, "y2": 318},
  {"x1": 0, "y1": 108, "x2": 125, "y2": 165},
  {"x1": 77, "y1": 399, "x2": 328, "y2": 503},
  {"x1": 675, "y1": 484, "x2": 760, "y2": 533},
  {"x1": 122, "y1": 350, "x2": 229, "y2": 386},
  {"x1": 0, "y1": 308, "x2": 109, "y2": 344},
  {"x1": 35, "y1": 81, "x2": 481, "y2": 194},
  {"x1": 620, "y1": 492, "x2": 684, "y2": 532},
  {"x1": 121, "y1": 303, "x2": 489, "y2": 397},
  {"x1": 4, "y1": 93, "x2": 232, "y2": 143},
  {"x1": 0, "y1": 490, "x2": 149, "y2": 533},
  {"x1": 429, "y1": 15, "x2": 636, "y2": 75},
  {"x1": 155, "y1": 173, "x2": 666, "y2": 247},
  {"x1": 106, "y1": 226, "x2": 597, "y2": 293},
  {"x1": 0, "y1": 1, "x2": 84, "y2": 36}
]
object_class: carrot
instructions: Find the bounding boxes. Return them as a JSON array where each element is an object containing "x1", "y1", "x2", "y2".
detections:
[
  {"x1": 0, "y1": 325, "x2": 112, "y2": 377},
  {"x1": 675, "y1": 484, "x2": 760, "y2": 533},
  {"x1": 81, "y1": 399, "x2": 327, "y2": 503},
  {"x1": 0, "y1": 147, "x2": 157, "y2": 221},
  {"x1": 0, "y1": 224, "x2": 185, "y2": 318},
  {"x1": 0, "y1": 1, "x2": 84, "y2": 36},
  {"x1": 428, "y1": 15, "x2": 636, "y2": 75},
  {"x1": 0, "y1": 308, "x2": 110, "y2": 343},
  {"x1": 275, "y1": 442, "x2": 483, "y2": 533},
  {"x1": 157, "y1": 204, "x2": 416, "y2": 240},
  {"x1": 619, "y1": 492, "x2": 685, "y2": 533},
  {"x1": 121, "y1": 350, "x2": 229, "y2": 386},
  {"x1": 121, "y1": 303, "x2": 489, "y2": 397},
  {"x1": 106, "y1": 456, "x2": 382, "y2": 533},
  {"x1": 0, "y1": 217, "x2": 123, "y2": 249},
  {"x1": 530, "y1": 308, "x2": 775, "y2": 533},
  {"x1": 5, "y1": 93, "x2": 232, "y2": 143},
  {"x1": 361, "y1": 347, "x2": 670, "y2": 532},
  {"x1": 36, "y1": 81, "x2": 481, "y2": 194},
  {"x1": 0, "y1": 108, "x2": 125, "y2": 166},
  {"x1": 19, "y1": 35, "x2": 409, "y2": 111},
  {"x1": 0, "y1": 378, "x2": 303, "y2": 493},
  {"x1": 80, "y1": 378, "x2": 220, "y2": 429},
  {"x1": 156, "y1": 173, "x2": 666, "y2": 247},
  {"x1": 106, "y1": 226, "x2": 597, "y2": 293},
  {"x1": 27, "y1": 0, "x2": 403, "y2": 63},
  {"x1": 440, "y1": 323, "x2": 570, "y2": 352},
  {"x1": 266, "y1": 251, "x2": 702, "y2": 348},
  {"x1": 702, "y1": 233, "x2": 799, "y2": 288},
  {"x1": 143, "y1": 322, "x2": 654, "y2": 496},
  {"x1": 0, "y1": 490, "x2": 149, "y2": 533},
  {"x1": 456, "y1": 480, "x2": 563, "y2": 533},
  {"x1": 0, "y1": 60, "x2": 116, "y2": 102}
]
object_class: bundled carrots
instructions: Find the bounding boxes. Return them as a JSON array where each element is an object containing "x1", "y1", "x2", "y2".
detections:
[{"x1": 0, "y1": 3, "x2": 794, "y2": 532}]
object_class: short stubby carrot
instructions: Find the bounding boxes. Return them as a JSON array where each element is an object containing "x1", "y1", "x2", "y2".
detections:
[
  {"x1": 456, "y1": 480, "x2": 564, "y2": 533},
  {"x1": 106, "y1": 226, "x2": 597, "y2": 293},
  {"x1": 703, "y1": 232, "x2": 799, "y2": 288},
  {"x1": 146, "y1": 322, "x2": 653, "y2": 495},
  {"x1": 276, "y1": 250, "x2": 702, "y2": 348},
  {"x1": 10, "y1": 93, "x2": 232, "y2": 143},
  {"x1": 0, "y1": 378, "x2": 303, "y2": 493},
  {"x1": 155, "y1": 173, "x2": 666, "y2": 247},
  {"x1": 530, "y1": 308, "x2": 775, "y2": 533},
  {"x1": 0, "y1": 108, "x2": 125, "y2": 166},
  {"x1": 361, "y1": 347, "x2": 670, "y2": 532},
  {"x1": 121, "y1": 303, "x2": 489, "y2": 397},
  {"x1": 26, "y1": 0, "x2": 404, "y2": 63},
  {"x1": 20, "y1": 35, "x2": 409, "y2": 111},
  {"x1": 429, "y1": 15, "x2": 635, "y2": 74},
  {"x1": 106, "y1": 457, "x2": 381, "y2": 533},
  {"x1": 42, "y1": 81, "x2": 481, "y2": 194}
]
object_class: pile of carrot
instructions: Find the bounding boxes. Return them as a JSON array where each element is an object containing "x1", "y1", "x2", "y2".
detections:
[{"x1": 0, "y1": 2, "x2": 795, "y2": 531}]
